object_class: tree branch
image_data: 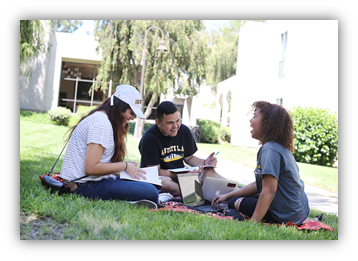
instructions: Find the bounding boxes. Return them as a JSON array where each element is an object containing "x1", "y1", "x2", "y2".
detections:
[{"x1": 143, "y1": 92, "x2": 157, "y2": 118}]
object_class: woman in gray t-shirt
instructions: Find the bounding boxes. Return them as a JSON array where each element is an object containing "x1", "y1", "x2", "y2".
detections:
[{"x1": 212, "y1": 101, "x2": 309, "y2": 225}]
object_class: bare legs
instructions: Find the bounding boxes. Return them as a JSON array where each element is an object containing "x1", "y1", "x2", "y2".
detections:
[
  {"x1": 159, "y1": 177, "x2": 180, "y2": 194},
  {"x1": 159, "y1": 168, "x2": 227, "y2": 194},
  {"x1": 200, "y1": 167, "x2": 226, "y2": 183}
]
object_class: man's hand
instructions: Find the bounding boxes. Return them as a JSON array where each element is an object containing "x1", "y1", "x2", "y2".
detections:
[
  {"x1": 203, "y1": 152, "x2": 217, "y2": 166},
  {"x1": 188, "y1": 165, "x2": 204, "y2": 174}
]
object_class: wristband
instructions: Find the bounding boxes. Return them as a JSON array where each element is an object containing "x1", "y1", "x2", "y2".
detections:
[{"x1": 124, "y1": 161, "x2": 127, "y2": 171}]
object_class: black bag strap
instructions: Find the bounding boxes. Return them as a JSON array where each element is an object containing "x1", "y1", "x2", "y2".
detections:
[
  {"x1": 48, "y1": 139, "x2": 87, "y2": 183},
  {"x1": 63, "y1": 176, "x2": 88, "y2": 185},
  {"x1": 48, "y1": 139, "x2": 69, "y2": 174}
]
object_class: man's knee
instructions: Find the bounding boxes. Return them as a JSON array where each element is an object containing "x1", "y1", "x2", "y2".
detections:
[
  {"x1": 201, "y1": 168, "x2": 226, "y2": 183},
  {"x1": 159, "y1": 176, "x2": 179, "y2": 193}
]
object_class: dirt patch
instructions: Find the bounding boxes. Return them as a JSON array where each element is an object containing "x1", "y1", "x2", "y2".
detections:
[{"x1": 20, "y1": 212, "x2": 71, "y2": 240}]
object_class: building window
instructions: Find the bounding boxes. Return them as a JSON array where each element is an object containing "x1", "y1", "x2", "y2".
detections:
[
  {"x1": 58, "y1": 62, "x2": 118, "y2": 113},
  {"x1": 279, "y1": 31, "x2": 288, "y2": 79},
  {"x1": 276, "y1": 98, "x2": 283, "y2": 105}
]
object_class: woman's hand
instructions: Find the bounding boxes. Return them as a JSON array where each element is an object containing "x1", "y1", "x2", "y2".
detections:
[
  {"x1": 251, "y1": 175, "x2": 277, "y2": 222},
  {"x1": 125, "y1": 162, "x2": 147, "y2": 180},
  {"x1": 126, "y1": 161, "x2": 139, "y2": 167},
  {"x1": 212, "y1": 194, "x2": 229, "y2": 205}
]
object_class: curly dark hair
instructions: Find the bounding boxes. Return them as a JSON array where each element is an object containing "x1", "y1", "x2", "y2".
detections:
[{"x1": 250, "y1": 101, "x2": 294, "y2": 153}]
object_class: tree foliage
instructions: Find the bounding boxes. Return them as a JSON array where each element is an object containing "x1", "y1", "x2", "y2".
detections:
[
  {"x1": 206, "y1": 20, "x2": 265, "y2": 92},
  {"x1": 20, "y1": 20, "x2": 51, "y2": 78},
  {"x1": 93, "y1": 20, "x2": 209, "y2": 118},
  {"x1": 56, "y1": 20, "x2": 83, "y2": 33},
  {"x1": 20, "y1": 20, "x2": 83, "y2": 79}
]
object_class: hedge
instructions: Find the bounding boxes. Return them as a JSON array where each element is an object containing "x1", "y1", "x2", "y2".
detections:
[
  {"x1": 220, "y1": 126, "x2": 232, "y2": 143},
  {"x1": 290, "y1": 106, "x2": 338, "y2": 167},
  {"x1": 47, "y1": 107, "x2": 72, "y2": 126},
  {"x1": 128, "y1": 122, "x2": 155, "y2": 135},
  {"x1": 196, "y1": 119, "x2": 220, "y2": 143}
]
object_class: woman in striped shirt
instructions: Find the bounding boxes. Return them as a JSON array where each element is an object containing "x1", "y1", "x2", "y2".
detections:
[{"x1": 60, "y1": 85, "x2": 159, "y2": 209}]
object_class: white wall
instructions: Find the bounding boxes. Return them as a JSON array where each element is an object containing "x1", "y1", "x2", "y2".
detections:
[
  {"x1": 20, "y1": 21, "x2": 54, "y2": 112},
  {"x1": 190, "y1": 82, "x2": 219, "y2": 125},
  {"x1": 230, "y1": 20, "x2": 338, "y2": 147},
  {"x1": 217, "y1": 76, "x2": 237, "y2": 127},
  {"x1": 278, "y1": 20, "x2": 338, "y2": 112}
]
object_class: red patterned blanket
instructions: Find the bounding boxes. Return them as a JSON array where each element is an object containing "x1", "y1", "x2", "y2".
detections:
[
  {"x1": 150, "y1": 201, "x2": 334, "y2": 232},
  {"x1": 39, "y1": 174, "x2": 334, "y2": 231}
]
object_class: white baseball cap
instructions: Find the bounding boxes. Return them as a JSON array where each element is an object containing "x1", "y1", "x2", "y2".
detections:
[{"x1": 110, "y1": 84, "x2": 145, "y2": 119}]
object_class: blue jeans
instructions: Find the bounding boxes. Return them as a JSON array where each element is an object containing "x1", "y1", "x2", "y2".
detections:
[{"x1": 73, "y1": 176, "x2": 159, "y2": 204}]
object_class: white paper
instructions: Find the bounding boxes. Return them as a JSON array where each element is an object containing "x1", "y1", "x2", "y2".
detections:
[
  {"x1": 119, "y1": 166, "x2": 162, "y2": 186},
  {"x1": 167, "y1": 165, "x2": 216, "y2": 173}
]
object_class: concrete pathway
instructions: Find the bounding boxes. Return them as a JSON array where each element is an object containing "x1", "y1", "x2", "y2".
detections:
[{"x1": 194, "y1": 151, "x2": 338, "y2": 216}]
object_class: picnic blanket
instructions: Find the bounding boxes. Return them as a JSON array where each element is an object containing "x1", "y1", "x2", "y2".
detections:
[
  {"x1": 150, "y1": 201, "x2": 248, "y2": 221},
  {"x1": 151, "y1": 194, "x2": 334, "y2": 232},
  {"x1": 39, "y1": 174, "x2": 334, "y2": 232}
]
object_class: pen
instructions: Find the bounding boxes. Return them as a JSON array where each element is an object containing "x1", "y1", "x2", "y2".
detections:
[{"x1": 212, "y1": 152, "x2": 219, "y2": 158}]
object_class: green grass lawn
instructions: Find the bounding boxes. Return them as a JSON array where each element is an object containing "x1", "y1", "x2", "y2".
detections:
[
  {"x1": 20, "y1": 111, "x2": 338, "y2": 240},
  {"x1": 197, "y1": 142, "x2": 338, "y2": 194}
]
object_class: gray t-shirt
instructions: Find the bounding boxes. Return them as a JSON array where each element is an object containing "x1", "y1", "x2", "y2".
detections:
[{"x1": 255, "y1": 142, "x2": 309, "y2": 224}]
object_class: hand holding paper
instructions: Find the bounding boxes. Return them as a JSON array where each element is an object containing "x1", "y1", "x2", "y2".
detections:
[
  {"x1": 120, "y1": 166, "x2": 161, "y2": 187},
  {"x1": 188, "y1": 165, "x2": 204, "y2": 174},
  {"x1": 124, "y1": 162, "x2": 147, "y2": 180}
]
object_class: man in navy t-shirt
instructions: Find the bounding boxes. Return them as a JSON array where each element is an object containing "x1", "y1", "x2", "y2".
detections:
[{"x1": 139, "y1": 101, "x2": 226, "y2": 193}]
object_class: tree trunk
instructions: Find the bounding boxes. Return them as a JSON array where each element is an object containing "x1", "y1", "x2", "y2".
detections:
[
  {"x1": 143, "y1": 92, "x2": 157, "y2": 118},
  {"x1": 133, "y1": 92, "x2": 157, "y2": 139}
]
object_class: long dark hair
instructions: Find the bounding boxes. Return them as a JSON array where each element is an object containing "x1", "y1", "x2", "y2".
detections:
[
  {"x1": 67, "y1": 96, "x2": 131, "y2": 162},
  {"x1": 250, "y1": 101, "x2": 295, "y2": 153}
]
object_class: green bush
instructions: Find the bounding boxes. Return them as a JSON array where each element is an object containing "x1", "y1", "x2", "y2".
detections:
[
  {"x1": 76, "y1": 105, "x2": 97, "y2": 118},
  {"x1": 196, "y1": 119, "x2": 221, "y2": 144},
  {"x1": 128, "y1": 122, "x2": 155, "y2": 135},
  {"x1": 48, "y1": 107, "x2": 72, "y2": 126},
  {"x1": 220, "y1": 126, "x2": 232, "y2": 143},
  {"x1": 197, "y1": 119, "x2": 221, "y2": 129},
  {"x1": 290, "y1": 106, "x2": 338, "y2": 167}
]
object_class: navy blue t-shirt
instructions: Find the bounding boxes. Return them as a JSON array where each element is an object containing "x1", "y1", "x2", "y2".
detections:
[{"x1": 139, "y1": 124, "x2": 197, "y2": 169}]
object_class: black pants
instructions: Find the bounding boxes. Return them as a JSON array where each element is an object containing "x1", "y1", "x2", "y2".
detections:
[{"x1": 228, "y1": 195, "x2": 280, "y2": 224}]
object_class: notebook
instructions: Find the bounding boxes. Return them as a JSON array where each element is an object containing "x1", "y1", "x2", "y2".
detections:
[
  {"x1": 176, "y1": 173, "x2": 227, "y2": 212},
  {"x1": 201, "y1": 177, "x2": 237, "y2": 202},
  {"x1": 120, "y1": 166, "x2": 162, "y2": 187}
]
